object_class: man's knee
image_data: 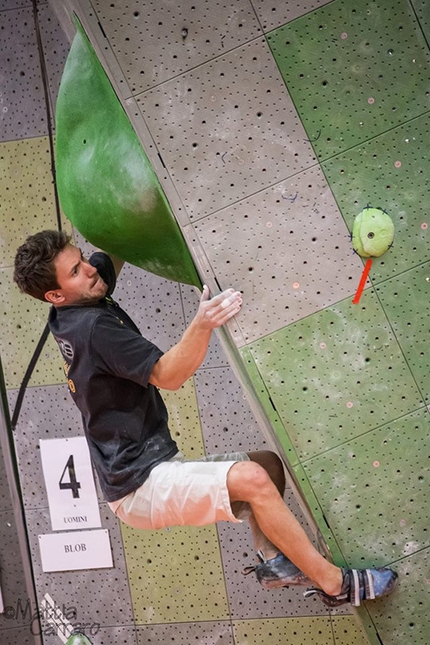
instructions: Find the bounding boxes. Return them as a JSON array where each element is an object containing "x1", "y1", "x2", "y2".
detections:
[
  {"x1": 227, "y1": 460, "x2": 275, "y2": 503},
  {"x1": 247, "y1": 450, "x2": 285, "y2": 495}
]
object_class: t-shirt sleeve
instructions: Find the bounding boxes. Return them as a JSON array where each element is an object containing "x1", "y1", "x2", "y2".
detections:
[
  {"x1": 90, "y1": 252, "x2": 117, "y2": 296},
  {"x1": 90, "y1": 315, "x2": 164, "y2": 387}
]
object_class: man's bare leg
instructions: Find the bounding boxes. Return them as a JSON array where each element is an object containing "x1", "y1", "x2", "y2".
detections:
[
  {"x1": 227, "y1": 458, "x2": 343, "y2": 596},
  {"x1": 246, "y1": 451, "x2": 287, "y2": 560}
]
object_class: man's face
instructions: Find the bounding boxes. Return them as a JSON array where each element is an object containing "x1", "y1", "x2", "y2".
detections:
[{"x1": 45, "y1": 244, "x2": 108, "y2": 306}]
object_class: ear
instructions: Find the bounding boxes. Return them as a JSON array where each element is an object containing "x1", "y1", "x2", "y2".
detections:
[{"x1": 44, "y1": 290, "x2": 65, "y2": 305}]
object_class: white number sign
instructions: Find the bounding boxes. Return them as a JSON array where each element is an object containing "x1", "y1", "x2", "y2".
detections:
[{"x1": 39, "y1": 437, "x2": 101, "y2": 531}]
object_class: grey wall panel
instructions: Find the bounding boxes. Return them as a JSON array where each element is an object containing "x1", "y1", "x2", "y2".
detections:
[
  {"x1": 88, "y1": 626, "x2": 139, "y2": 645},
  {"x1": 8, "y1": 384, "x2": 91, "y2": 510},
  {"x1": 136, "y1": 621, "x2": 233, "y2": 645},
  {"x1": 0, "y1": 7, "x2": 48, "y2": 142},
  {"x1": 0, "y1": 510, "x2": 36, "y2": 631},
  {"x1": 0, "y1": 627, "x2": 37, "y2": 645},
  {"x1": 115, "y1": 266, "x2": 185, "y2": 352},
  {"x1": 37, "y1": 1, "x2": 70, "y2": 125},
  {"x1": 251, "y1": 0, "x2": 335, "y2": 31},
  {"x1": 0, "y1": 0, "x2": 30, "y2": 11},
  {"x1": 0, "y1": 445, "x2": 12, "y2": 510},
  {"x1": 194, "y1": 167, "x2": 364, "y2": 343},
  {"x1": 92, "y1": 0, "x2": 262, "y2": 93},
  {"x1": 26, "y1": 506, "x2": 135, "y2": 643},
  {"x1": 194, "y1": 366, "x2": 267, "y2": 455},
  {"x1": 136, "y1": 37, "x2": 316, "y2": 220}
]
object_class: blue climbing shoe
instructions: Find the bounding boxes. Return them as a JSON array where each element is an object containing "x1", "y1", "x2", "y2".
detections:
[
  {"x1": 304, "y1": 567, "x2": 398, "y2": 607},
  {"x1": 243, "y1": 551, "x2": 313, "y2": 589}
]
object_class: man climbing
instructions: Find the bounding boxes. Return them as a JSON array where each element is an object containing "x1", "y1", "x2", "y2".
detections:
[{"x1": 14, "y1": 230, "x2": 397, "y2": 607}]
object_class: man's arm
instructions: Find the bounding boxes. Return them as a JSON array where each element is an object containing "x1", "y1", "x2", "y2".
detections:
[{"x1": 149, "y1": 285, "x2": 242, "y2": 391}]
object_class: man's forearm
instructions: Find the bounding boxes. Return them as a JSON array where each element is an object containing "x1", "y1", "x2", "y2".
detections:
[
  {"x1": 148, "y1": 286, "x2": 242, "y2": 391},
  {"x1": 149, "y1": 322, "x2": 212, "y2": 390}
]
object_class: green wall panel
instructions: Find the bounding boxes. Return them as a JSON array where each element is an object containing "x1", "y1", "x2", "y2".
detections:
[
  {"x1": 376, "y1": 263, "x2": 430, "y2": 402},
  {"x1": 367, "y1": 547, "x2": 430, "y2": 644},
  {"x1": 233, "y1": 616, "x2": 370, "y2": 645},
  {"x1": 303, "y1": 407, "x2": 429, "y2": 565},
  {"x1": 411, "y1": 0, "x2": 430, "y2": 40},
  {"x1": 248, "y1": 289, "x2": 423, "y2": 460},
  {"x1": 321, "y1": 114, "x2": 430, "y2": 282},
  {"x1": 267, "y1": 0, "x2": 430, "y2": 160}
]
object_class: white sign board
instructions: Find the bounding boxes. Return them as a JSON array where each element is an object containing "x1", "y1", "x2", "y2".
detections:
[
  {"x1": 39, "y1": 529, "x2": 113, "y2": 572},
  {"x1": 39, "y1": 437, "x2": 101, "y2": 531}
]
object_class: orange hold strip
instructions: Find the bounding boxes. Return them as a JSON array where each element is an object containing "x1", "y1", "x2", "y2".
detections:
[{"x1": 353, "y1": 258, "x2": 373, "y2": 304}]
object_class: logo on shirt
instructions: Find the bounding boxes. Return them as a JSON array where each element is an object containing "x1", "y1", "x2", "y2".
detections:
[{"x1": 55, "y1": 337, "x2": 74, "y2": 361}]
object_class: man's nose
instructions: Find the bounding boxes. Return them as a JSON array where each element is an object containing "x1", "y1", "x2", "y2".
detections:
[{"x1": 85, "y1": 261, "x2": 97, "y2": 276}]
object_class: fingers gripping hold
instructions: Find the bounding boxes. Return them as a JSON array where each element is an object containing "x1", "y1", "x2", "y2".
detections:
[{"x1": 199, "y1": 285, "x2": 243, "y2": 328}]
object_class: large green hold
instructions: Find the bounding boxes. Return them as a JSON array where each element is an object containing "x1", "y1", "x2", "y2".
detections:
[
  {"x1": 55, "y1": 17, "x2": 200, "y2": 287},
  {"x1": 352, "y1": 206, "x2": 395, "y2": 258}
]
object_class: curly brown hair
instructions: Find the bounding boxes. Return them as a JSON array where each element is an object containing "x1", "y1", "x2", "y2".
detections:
[{"x1": 14, "y1": 230, "x2": 71, "y2": 301}]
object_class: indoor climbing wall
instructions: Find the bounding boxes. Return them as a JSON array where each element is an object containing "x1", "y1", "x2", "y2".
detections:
[{"x1": 0, "y1": 1, "x2": 428, "y2": 645}]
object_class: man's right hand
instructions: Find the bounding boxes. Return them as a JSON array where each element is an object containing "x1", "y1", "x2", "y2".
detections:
[{"x1": 195, "y1": 285, "x2": 243, "y2": 330}]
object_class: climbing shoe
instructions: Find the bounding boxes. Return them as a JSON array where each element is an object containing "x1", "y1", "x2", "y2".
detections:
[
  {"x1": 242, "y1": 551, "x2": 313, "y2": 589},
  {"x1": 304, "y1": 567, "x2": 398, "y2": 607}
]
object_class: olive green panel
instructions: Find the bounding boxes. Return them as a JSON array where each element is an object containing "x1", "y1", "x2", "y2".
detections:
[
  {"x1": 331, "y1": 616, "x2": 378, "y2": 645},
  {"x1": 233, "y1": 616, "x2": 370, "y2": 645},
  {"x1": 0, "y1": 137, "x2": 69, "y2": 269},
  {"x1": 55, "y1": 17, "x2": 200, "y2": 287},
  {"x1": 0, "y1": 137, "x2": 71, "y2": 390},
  {"x1": 1, "y1": 266, "x2": 65, "y2": 389},
  {"x1": 266, "y1": 0, "x2": 430, "y2": 160},
  {"x1": 120, "y1": 379, "x2": 229, "y2": 623},
  {"x1": 321, "y1": 115, "x2": 430, "y2": 282},
  {"x1": 162, "y1": 379, "x2": 207, "y2": 458},
  {"x1": 247, "y1": 289, "x2": 423, "y2": 461},
  {"x1": 376, "y1": 263, "x2": 430, "y2": 402},
  {"x1": 122, "y1": 522, "x2": 229, "y2": 624}
]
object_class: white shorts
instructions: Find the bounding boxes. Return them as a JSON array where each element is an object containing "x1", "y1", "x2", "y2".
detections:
[{"x1": 108, "y1": 452, "x2": 250, "y2": 530}]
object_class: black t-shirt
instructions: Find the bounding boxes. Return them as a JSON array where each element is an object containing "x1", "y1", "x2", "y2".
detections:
[{"x1": 48, "y1": 252, "x2": 178, "y2": 501}]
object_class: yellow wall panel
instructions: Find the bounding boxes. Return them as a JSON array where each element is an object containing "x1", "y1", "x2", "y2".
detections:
[{"x1": 0, "y1": 137, "x2": 69, "y2": 268}]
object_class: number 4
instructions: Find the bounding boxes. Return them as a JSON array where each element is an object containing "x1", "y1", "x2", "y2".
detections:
[{"x1": 59, "y1": 455, "x2": 81, "y2": 499}]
